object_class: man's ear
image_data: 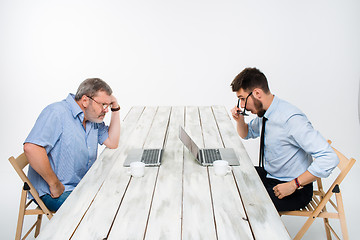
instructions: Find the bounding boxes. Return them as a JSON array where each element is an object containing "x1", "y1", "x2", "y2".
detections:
[
  {"x1": 252, "y1": 88, "x2": 263, "y2": 99},
  {"x1": 80, "y1": 95, "x2": 90, "y2": 108}
]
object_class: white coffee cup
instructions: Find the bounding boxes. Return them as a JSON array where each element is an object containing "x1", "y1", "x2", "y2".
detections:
[
  {"x1": 213, "y1": 160, "x2": 232, "y2": 176},
  {"x1": 128, "y1": 162, "x2": 145, "y2": 178}
]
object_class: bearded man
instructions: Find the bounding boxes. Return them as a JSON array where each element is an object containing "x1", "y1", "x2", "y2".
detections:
[{"x1": 230, "y1": 68, "x2": 338, "y2": 211}]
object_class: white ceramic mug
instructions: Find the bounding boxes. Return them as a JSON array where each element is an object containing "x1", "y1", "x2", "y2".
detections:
[
  {"x1": 213, "y1": 160, "x2": 232, "y2": 176},
  {"x1": 128, "y1": 162, "x2": 145, "y2": 178}
]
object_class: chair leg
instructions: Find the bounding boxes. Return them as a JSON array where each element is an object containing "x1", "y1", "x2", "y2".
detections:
[
  {"x1": 320, "y1": 203, "x2": 332, "y2": 240},
  {"x1": 335, "y1": 192, "x2": 349, "y2": 240},
  {"x1": 15, "y1": 189, "x2": 27, "y2": 240},
  {"x1": 35, "y1": 214, "x2": 43, "y2": 237},
  {"x1": 294, "y1": 213, "x2": 318, "y2": 240},
  {"x1": 323, "y1": 218, "x2": 332, "y2": 240}
]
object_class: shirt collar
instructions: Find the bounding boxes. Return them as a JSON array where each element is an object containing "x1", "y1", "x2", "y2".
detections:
[
  {"x1": 264, "y1": 95, "x2": 279, "y2": 120},
  {"x1": 66, "y1": 94, "x2": 84, "y2": 120}
]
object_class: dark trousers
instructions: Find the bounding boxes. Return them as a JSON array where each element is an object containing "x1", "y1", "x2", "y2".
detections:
[{"x1": 255, "y1": 167, "x2": 313, "y2": 211}]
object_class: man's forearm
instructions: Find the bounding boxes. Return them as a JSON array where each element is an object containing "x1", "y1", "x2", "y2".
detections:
[
  {"x1": 105, "y1": 110, "x2": 121, "y2": 149},
  {"x1": 295, "y1": 170, "x2": 318, "y2": 187},
  {"x1": 237, "y1": 120, "x2": 248, "y2": 139},
  {"x1": 273, "y1": 170, "x2": 318, "y2": 199}
]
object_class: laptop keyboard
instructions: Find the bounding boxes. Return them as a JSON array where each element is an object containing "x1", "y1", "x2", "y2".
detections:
[
  {"x1": 203, "y1": 149, "x2": 222, "y2": 163},
  {"x1": 141, "y1": 149, "x2": 161, "y2": 164}
]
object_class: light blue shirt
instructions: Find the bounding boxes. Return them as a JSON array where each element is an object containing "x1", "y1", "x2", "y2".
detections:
[
  {"x1": 25, "y1": 94, "x2": 109, "y2": 197},
  {"x1": 245, "y1": 96, "x2": 339, "y2": 181}
]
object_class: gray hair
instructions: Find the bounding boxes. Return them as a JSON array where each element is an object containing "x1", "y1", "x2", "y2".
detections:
[{"x1": 75, "y1": 78, "x2": 112, "y2": 101}]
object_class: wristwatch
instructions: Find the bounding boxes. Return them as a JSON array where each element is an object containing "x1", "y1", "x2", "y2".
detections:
[
  {"x1": 294, "y1": 177, "x2": 303, "y2": 190},
  {"x1": 111, "y1": 106, "x2": 121, "y2": 112}
]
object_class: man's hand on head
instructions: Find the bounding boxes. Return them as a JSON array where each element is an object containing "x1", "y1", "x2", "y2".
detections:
[{"x1": 110, "y1": 95, "x2": 120, "y2": 110}]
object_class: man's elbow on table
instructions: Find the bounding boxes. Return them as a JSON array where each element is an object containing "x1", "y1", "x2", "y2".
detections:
[
  {"x1": 107, "y1": 143, "x2": 119, "y2": 149},
  {"x1": 103, "y1": 138, "x2": 119, "y2": 149},
  {"x1": 239, "y1": 132, "x2": 248, "y2": 139}
]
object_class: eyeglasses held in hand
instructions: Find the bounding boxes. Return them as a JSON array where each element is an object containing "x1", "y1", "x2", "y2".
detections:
[{"x1": 237, "y1": 92, "x2": 252, "y2": 116}]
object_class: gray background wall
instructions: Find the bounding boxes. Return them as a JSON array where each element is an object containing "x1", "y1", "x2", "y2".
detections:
[{"x1": 1, "y1": 0, "x2": 359, "y2": 239}]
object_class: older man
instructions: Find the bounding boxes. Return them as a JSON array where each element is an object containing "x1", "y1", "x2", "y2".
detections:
[
  {"x1": 24, "y1": 78, "x2": 120, "y2": 211},
  {"x1": 230, "y1": 68, "x2": 339, "y2": 211}
]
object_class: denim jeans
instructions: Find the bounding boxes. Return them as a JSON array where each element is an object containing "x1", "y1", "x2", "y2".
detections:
[{"x1": 40, "y1": 191, "x2": 72, "y2": 212}]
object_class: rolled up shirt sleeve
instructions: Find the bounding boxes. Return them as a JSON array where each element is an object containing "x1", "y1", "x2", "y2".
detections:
[
  {"x1": 245, "y1": 117, "x2": 261, "y2": 140},
  {"x1": 97, "y1": 122, "x2": 109, "y2": 145},
  {"x1": 286, "y1": 114, "x2": 339, "y2": 178}
]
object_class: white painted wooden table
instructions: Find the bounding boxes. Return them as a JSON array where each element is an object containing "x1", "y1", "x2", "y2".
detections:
[{"x1": 38, "y1": 106, "x2": 290, "y2": 240}]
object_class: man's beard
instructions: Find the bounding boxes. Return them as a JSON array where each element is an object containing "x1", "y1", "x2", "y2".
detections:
[
  {"x1": 253, "y1": 97, "x2": 266, "y2": 117},
  {"x1": 84, "y1": 108, "x2": 106, "y2": 123}
]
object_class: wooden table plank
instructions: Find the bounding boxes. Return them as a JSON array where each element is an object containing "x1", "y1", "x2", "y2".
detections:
[
  {"x1": 107, "y1": 106, "x2": 171, "y2": 239},
  {"x1": 182, "y1": 106, "x2": 217, "y2": 240},
  {"x1": 145, "y1": 107, "x2": 184, "y2": 240},
  {"x1": 70, "y1": 106, "x2": 159, "y2": 240},
  {"x1": 37, "y1": 106, "x2": 145, "y2": 240},
  {"x1": 199, "y1": 106, "x2": 253, "y2": 239},
  {"x1": 211, "y1": 105, "x2": 290, "y2": 240},
  {"x1": 144, "y1": 106, "x2": 184, "y2": 240}
]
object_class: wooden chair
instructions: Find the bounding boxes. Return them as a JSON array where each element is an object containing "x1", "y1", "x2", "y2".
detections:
[
  {"x1": 9, "y1": 153, "x2": 54, "y2": 240},
  {"x1": 279, "y1": 140, "x2": 356, "y2": 240}
]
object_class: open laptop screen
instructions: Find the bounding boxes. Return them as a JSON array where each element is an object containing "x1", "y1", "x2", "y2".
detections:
[{"x1": 179, "y1": 126, "x2": 200, "y2": 160}]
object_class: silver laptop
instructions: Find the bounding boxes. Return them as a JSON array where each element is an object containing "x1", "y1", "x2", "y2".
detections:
[
  {"x1": 123, "y1": 148, "x2": 163, "y2": 167},
  {"x1": 179, "y1": 126, "x2": 240, "y2": 166}
]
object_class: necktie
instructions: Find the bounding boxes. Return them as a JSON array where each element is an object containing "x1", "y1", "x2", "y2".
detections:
[{"x1": 259, "y1": 117, "x2": 268, "y2": 168}]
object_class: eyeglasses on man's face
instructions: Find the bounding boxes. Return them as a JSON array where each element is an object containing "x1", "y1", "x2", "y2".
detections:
[
  {"x1": 87, "y1": 96, "x2": 111, "y2": 110},
  {"x1": 237, "y1": 91, "x2": 253, "y2": 116}
]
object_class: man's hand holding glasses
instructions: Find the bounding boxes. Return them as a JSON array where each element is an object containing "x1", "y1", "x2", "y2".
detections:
[{"x1": 231, "y1": 91, "x2": 253, "y2": 121}]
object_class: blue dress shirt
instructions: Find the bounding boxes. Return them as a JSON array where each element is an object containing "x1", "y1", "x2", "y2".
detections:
[
  {"x1": 245, "y1": 96, "x2": 339, "y2": 181},
  {"x1": 25, "y1": 94, "x2": 109, "y2": 197}
]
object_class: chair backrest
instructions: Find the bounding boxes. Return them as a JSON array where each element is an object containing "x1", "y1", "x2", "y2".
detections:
[
  {"x1": 327, "y1": 140, "x2": 356, "y2": 190},
  {"x1": 329, "y1": 140, "x2": 356, "y2": 172},
  {"x1": 312, "y1": 140, "x2": 356, "y2": 216},
  {"x1": 9, "y1": 153, "x2": 53, "y2": 219}
]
